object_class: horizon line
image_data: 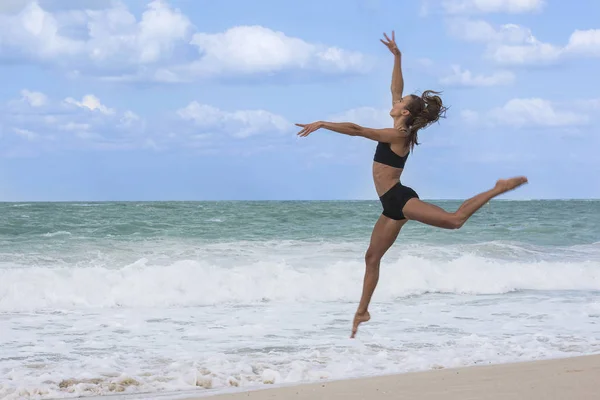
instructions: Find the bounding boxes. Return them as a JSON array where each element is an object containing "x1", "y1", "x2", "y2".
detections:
[{"x1": 1, "y1": 198, "x2": 599, "y2": 203}]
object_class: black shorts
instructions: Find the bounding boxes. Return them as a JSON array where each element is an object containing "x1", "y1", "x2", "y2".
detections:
[{"x1": 379, "y1": 182, "x2": 419, "y2": 220}]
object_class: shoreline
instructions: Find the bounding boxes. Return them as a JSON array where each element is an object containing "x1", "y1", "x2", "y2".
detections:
[{"x1": 185, "y1": 353, "x2": 600, "y2": 400}]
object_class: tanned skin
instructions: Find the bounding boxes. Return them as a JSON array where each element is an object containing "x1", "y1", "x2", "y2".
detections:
[{"x1": 295, "y1": 31, "x2": 528, "y2": 338}]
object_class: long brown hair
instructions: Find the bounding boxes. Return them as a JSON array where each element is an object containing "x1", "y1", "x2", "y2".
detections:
[{"x1": 404, "y1": 90, "x2": 448, "y2": 151}]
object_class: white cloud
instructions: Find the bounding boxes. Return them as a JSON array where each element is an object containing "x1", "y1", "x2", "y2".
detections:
[
  {"x1": 447, "y1": 19, "x2": 600, "y2": 65},
  {"x1": 181, "y1": 25, "x2": 369, "y2": 78},
  {"x1": 490, "y1": 41, "x2": 562, "y2": 66},
  {"x1": 463, "y1": 98, "x2": 590, "y2": 128},
  {"x1": 58, "y1": 122, "x2": 95, "y2": 140},
  {"x1": 0, "y1": 1, "x2": 191, "y2": 65},
  {"x1": 0, "y1": 1, "x2": 369, "y2": 82},
  {"x1": 13, "y1": 127, "x2": 39, "y2": 141},
  {"x1": 0, "y1": 0, "x2": 112, "y2": 14},
  {"x1": 119, "y1": 110, "x2": 141, "y2": 129},
  {"x1": 460, "y1": 109, "x2": 480, "y2": 125},
  {"x1": 0, "y1": 2, "x2": 84, "y2": 59},
  {"x1": 177, "y1": 101, "x2": 291, "y2": 138},
  {"x1": 2, "y1": 89, "x2": 146, "y2": 152},
  {"x1": 587, "y1": 99, "x2": 600, "y2": 109},
  {"x1": 83, "y1": 0, "x2": 192, "y2": 65},
  {"x1": 20, "y1": 89, "x2": 47, "y2": 107},
  {"x1": 59, "y1": 122, "x2": 91, "y2": 131},
  {"x1": 417, "y1": 58, "x2": 434, "y2": 67},
  {"x1": 3, "y1": 93, "x2": 298, "y2": 155},
  {"x1": 442, "y1": 0, "x2": 545, "y2": 14},
  {"x1": 328, "y1": 107, "x2": 392, "y2": 129},
  {"x1": 447, "y1": 19, "x2": 533, "y2": 43},
  {"x1": 565, "y1": 29, "x2": 600, "y2": 57},
  {"x1": 440, "y1": 65, "x2": 515, "y2": 86},
  {"x1": 63, "y1": 95, "x2": 115, "y2": 115}
]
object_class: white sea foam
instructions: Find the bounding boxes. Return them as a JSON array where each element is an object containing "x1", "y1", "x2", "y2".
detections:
[
  {"x1": 1, "y1": 294, "x2": 599, "y2": 399},
  {"x1": 0, "y1": 253, "x2": 599, "y2": 312},
  {"x1": 41, "y1": 231, "x2": 73, "y2": 237},
  {"x1": 1, "y1": 241, "x2": 599, "y2": 399}
]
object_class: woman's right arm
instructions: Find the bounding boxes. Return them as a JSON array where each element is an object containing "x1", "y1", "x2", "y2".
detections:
[
  {"x1": 296, "y1": 121, "x2": 407, "y2": 143},
  {"x1": 320, "y1": 121, "x2": 407, "y2": 143}
]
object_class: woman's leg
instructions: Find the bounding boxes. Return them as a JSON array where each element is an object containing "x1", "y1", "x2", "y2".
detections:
[
  {"x1": 351, "y1": 214, "x2": 407, "y2": 338},
  {"x1": 402, "y1": 176, "x2": 528, "y2": 229}
]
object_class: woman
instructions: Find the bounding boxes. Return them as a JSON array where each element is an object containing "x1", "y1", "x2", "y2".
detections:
[{"x1": 295, "y1": 31, "x2": 528, "y2": 338}]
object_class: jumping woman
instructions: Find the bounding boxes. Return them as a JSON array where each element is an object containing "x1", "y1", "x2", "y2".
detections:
[{"x1": 295, "y1": 31, "x2": 528, "y2": 338}]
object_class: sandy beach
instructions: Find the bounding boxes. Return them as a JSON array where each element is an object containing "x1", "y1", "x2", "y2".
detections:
[{"x1": 196, "y1": 354, "x2": 600, "y2": 400}]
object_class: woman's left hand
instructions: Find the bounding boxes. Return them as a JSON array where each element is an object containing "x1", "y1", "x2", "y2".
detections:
[{"x1": 380, "y1": 31, "x2": 400, "y2": 56}]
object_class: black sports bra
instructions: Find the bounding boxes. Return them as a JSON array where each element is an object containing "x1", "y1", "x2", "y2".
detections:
[{"x1": 373, "y1": 141, "x2": 409, "y2": 168}]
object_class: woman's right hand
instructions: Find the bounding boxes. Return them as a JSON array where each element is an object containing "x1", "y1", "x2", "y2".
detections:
[
  {"x1": 295, "y1": 122, "x2": 323, "y2": 137},
  {"x1": 380, "y1": 31, "x2": 400, "y2": 56}
]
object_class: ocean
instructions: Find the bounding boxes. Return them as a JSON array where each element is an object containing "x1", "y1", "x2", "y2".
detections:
[{"x1": 1, "y1": 200, "x2": 599, "y2": 399}]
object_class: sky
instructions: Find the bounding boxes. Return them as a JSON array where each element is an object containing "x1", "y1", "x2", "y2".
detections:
[{"x1": 0, "y1": 0, "x2": 599, "y2": 201}]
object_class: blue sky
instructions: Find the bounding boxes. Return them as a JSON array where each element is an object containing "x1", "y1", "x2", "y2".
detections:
[{"x1": 0, "y1": 0, "x2": 599, "y2": 201}]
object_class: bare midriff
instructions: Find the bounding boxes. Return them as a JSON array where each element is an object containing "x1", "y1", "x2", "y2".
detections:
[{"x1": 373, "y1": 161, "x2": 403, "y2": 197}]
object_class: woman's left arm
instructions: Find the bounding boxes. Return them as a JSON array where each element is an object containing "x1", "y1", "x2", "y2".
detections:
[{"x1": 381, "y1": 31, "x2": 403, "y2": 104}]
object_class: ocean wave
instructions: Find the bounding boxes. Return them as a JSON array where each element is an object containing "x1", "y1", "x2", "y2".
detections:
[
  {"x1": 1, "y1": 255, "x2": 599, "y2": 311},
  {"x1": 41, "y1": 231, "x2": 73, "y2": 237}
]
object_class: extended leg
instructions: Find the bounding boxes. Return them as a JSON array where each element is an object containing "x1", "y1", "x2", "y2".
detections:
[
  {"x1": 351, "y1": 214, "x2": 406, "y2": 338},
  {"x1": 402, "y1": 176, "x2": 528, "y2": 229}
]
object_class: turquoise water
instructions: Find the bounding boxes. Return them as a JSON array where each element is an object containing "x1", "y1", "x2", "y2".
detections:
[
  {"x1": 2, "y1": 200, "x2": 599, "y2": 243},
  {"x1": 1, "y1": 201, "x2": 599, "y2": 399}
]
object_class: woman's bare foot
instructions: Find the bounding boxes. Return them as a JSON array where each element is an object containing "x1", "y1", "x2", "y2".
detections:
[
  {"x1": 351, "y1": 311, "x2": 371, "y2": 338},
  {"x1": 495, "y1": 176, "x2": 528, "y2": 194}
]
